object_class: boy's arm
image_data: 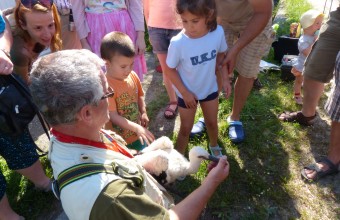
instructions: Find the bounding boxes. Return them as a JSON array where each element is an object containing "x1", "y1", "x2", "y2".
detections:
[
  {"x1": 165, "y1": 67, "x2": 197, "y2": 108},
  {"x1": 138, "y1": 95, "x2": 149, "y2": 127},
  {"x1": 109, "y1": 111, "x2": 154, "y2": 145}
]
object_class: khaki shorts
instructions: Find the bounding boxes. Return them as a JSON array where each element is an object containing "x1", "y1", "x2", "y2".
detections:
[
  {"x1": 225, "y1": 21, "x2": 275, "y2": 78},
  {"x1": 303, "y1": 8, "x2": 340, "y2": 83}
]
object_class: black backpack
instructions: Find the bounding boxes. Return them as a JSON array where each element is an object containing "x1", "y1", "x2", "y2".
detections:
[
  {"x1": 0, "y1": 74, "x2": 49, "y2": 155},
  {"x1": 0, "y1": 74, "x2": 36, "y2": 136}
]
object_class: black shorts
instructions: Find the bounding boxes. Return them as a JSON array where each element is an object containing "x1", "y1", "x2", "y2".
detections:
[{"x1": 177, "y1": 91, "x2": 218, "y2": 108}]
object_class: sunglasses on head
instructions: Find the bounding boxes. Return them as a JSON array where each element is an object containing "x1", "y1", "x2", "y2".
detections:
[{"x1": 20, "y1": 0, "x2": 53, "y2": 9}]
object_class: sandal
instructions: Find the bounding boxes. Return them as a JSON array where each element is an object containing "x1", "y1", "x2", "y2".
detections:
[
  {"x1": 164, "y1": 101, "x2": 178, "y2": 120},
  {"x1": 209, "y1": 145, "x2": 223, "y2": 157},
  {"x1": 301, "y1": 158, "x2": 339, "y2": 182},
  {"x1": 278, "y1": 111, "x2": 316, "y2": 126},
  {"x1": 155, "y1": 65, "x2": 163, "y2": 73}
]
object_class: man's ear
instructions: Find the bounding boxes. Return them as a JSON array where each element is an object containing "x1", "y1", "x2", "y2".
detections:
[{"x1": 77, "y1": 105, "x2": 93, "y2": 123}]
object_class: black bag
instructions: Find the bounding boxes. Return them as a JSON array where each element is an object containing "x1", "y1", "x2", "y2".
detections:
[
  {"x1": 280, "y1": 55, "x2": 298, "y2": 82},
  {"x1": 0, "y1": 74, "x2": 36, "y2": 136},
  {"x1": 0, "y1": 74, "x2": 50, "y2": 156},
  {"x1": 272, "y1": 35, "x2": 299, "y2": 62}
]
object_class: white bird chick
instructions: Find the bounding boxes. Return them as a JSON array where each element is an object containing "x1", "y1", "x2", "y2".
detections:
[{"x1": 135, "y1": 136, "x2": 219, "y2": 185}]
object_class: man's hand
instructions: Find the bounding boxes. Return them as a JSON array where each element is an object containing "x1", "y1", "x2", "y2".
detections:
[
  {"x1": 206, "y1": 156, "x2": 229, "y2": 185},
  {"x1": 223, "y1": 48, "x2": 238, "y2": 76}
]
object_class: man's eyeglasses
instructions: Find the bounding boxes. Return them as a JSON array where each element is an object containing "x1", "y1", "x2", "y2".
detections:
[
  {"x1": 21, "y1": 0, "x2": 53, "y2": 9},
  {"x1": 101, "y1": 87, "x2": 114, "y2": 100}
]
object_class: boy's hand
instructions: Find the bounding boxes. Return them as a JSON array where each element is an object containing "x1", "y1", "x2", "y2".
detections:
[
  {"x1": 135, "y1": 125, "x2": 155, "y2": 146},
  {"x1": 140, "y1": 112, "x2": 149, "y2": 127}
]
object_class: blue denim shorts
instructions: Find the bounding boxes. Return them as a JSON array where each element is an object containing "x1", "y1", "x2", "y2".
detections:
[
  {"x1": 178, "y1": 91, "x2": 219, "y2": 108},
  {"x1": 148, "y1": 27, "x2": 181, "y2": 54}
]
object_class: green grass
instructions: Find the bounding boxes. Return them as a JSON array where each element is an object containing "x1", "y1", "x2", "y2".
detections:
[
  {"x1": 1, "y1": 0, "x2": 338, "y2": 219},
  {"x1": 170, "y1": 65, "x2": 338, "y2": 219},
  {"x1": 0, "y1": 156, "x2": 56, "y2": 219}
]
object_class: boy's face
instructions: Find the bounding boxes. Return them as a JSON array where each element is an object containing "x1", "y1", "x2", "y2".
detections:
[{"x1": 106, "y1": 54, "x2": 134, "y2": 80}]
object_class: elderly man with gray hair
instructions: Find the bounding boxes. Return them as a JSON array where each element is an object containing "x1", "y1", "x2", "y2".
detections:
[{"x1": 29, "y1": 49, "x2": 230, "y2": 220}]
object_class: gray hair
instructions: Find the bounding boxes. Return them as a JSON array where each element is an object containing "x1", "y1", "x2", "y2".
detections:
[{"x1": 30, "y1": 49, "x2": 105, "y2": 126}]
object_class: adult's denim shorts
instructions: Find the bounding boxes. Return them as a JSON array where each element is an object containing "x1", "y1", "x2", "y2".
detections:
[{"x1": 148, "y1": 27, "x2": 181, "y2": 54}]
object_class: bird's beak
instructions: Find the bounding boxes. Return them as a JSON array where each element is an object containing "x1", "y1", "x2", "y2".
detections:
[{"x1": 198, "y1": 155, "x2": 220, "y2": 163}]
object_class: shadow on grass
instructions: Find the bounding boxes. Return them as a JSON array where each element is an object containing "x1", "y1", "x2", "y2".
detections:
[
  {"x1": 302, "y1": 105, "x2": 340, "y2": 200},
  {"x1": 3, "y1": 165, "x2": 58, "y2": 220},
  {"x1": 200, "y1": 71, "x2": 304, "y2": 219}
]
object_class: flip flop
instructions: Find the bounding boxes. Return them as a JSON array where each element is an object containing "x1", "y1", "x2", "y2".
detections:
[
  {"x1": 227, "y1": 116, "x2": 245, "y2": 143},
  {"x1": 301, "y1": 158, "x2": 339, "y2": 182},
  {"x1": 164, "y1": 102, "x2": 178, "y2": 120}
]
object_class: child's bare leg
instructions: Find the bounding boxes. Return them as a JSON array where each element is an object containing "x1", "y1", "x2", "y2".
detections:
[
  {"x1": 16, "y1": 160, "x2": 51, "y2": 190},
  {"x1": 157, "y1": 54, "x2": 177, "y2": 117},
  {"x1": 201, "y1": 98, "x2": 220, "y2": 156},
  {"x1": 294, "y1": 75, "x2": 303, "y2": 95},
  {"x1": 176, "y1": 107, "x2": 196, "y2": 155},
  {"x1": 292, "y1": 68, "x2": 303, "y2": 104}
]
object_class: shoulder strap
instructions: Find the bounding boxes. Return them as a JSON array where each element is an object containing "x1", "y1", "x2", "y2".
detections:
[
  {"x1": 53, "y1": 162, "x2": 144, "y2": 199},
  {"x1": 8, "y1": 74, "x2": 50, "y2": 155}
]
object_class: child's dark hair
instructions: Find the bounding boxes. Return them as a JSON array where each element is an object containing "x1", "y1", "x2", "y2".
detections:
[
  {"x1": 176, "y1": 0, "x2": 217, "y2": 32},
  {"x1": 100, "y1": 31, "x2": 135, "y2": 60}
]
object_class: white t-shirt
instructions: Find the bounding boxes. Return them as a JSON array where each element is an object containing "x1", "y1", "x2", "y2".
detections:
[
  {"x1": 166, "y1": 25, "x2": 227, "y2": 100},
  {"x1": 293, "y1": 34, "x2": 314, "y2": 72}
]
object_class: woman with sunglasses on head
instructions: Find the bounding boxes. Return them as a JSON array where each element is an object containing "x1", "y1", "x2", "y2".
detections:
[
  {"x1": 11, "y1": 0, "x2": 62, "y2": 83},
  {"x1": 0, "y1": 1, "x2": 61, "y2": 219}
]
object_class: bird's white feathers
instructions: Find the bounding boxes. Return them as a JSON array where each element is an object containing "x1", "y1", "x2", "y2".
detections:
[{"x1": 135, "y1": 136, "x2": 209, "y2": 184}]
